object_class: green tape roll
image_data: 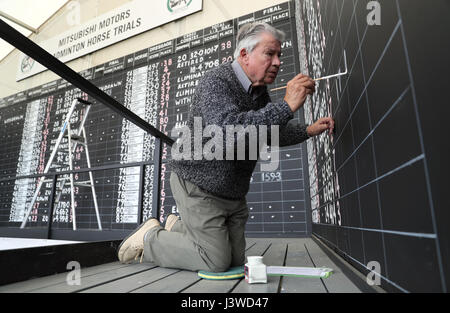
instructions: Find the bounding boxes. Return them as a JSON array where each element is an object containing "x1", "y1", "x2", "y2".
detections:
[{"x1": 198, "y1": 266, "x2": 245, "y2": 280}]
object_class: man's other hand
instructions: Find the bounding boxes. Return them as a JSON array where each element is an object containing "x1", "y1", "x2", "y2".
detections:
[{"x1": 306, "y1": 117, "x2": 335, "y2": 136}]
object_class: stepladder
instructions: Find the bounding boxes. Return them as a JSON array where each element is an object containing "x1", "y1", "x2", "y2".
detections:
[{"x1": 20, "y1": 97, "x2": 102, "y2": 230}]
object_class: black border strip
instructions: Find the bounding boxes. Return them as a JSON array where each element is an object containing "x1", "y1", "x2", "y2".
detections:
[
  {"x1": 0, "y1": 240, "x2": 122, "y2": 286},
  {"x1": 0, "y1": 227, "x2": 131, "y2": 241}
]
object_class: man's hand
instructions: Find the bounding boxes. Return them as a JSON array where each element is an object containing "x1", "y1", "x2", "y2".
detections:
[
  {"x1": 307, "y1": 117, "x2": 335, "y2": 136},
  {"x1": 284, "y1": 74, "x2": 315, "y2": 113}
]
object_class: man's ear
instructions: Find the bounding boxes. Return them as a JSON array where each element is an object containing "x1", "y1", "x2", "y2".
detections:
[{"x1": 239, "y1": 48, "x2": 249, "y2": 64}]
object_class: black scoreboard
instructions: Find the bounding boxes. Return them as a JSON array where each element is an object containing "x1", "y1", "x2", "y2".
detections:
[
  {"x1": 0, "y1": 2, "x2": 311, "y2": 238},
  {"x1": 297, "y1": 0, "x2": 450, "y2": 292}
]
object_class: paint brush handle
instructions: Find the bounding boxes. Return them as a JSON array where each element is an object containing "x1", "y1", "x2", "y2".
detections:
[
  {"x1": 270, "y1": 72, "x2": 347, "y2": 92},
  {"x1": 270, "y1": 78, "x2": 320, "y2": 92},
  {"x1": 269, "y1": 85, "x2": 288, "y2": 92}
]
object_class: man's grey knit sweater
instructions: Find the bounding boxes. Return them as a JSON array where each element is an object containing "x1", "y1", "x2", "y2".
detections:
[{"x1": 168, "y1": 62, "x2": 310, "y2": 200}]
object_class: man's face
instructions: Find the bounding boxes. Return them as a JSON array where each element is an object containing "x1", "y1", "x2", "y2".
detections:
[{"x1": 241, "y1": 32, "x2": 282, "y2": 86}]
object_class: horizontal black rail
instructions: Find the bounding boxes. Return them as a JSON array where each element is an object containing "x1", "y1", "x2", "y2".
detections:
[
  {"x1": 0, "y1": 159, "x2": 168, "y2": 183},
  {"x1": 0, "y1": 18, "x2": 174, "y2": 146}
]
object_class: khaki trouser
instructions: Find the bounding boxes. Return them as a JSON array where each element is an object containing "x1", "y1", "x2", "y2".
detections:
[{"x1": 143, "y1": 172, "x2": 249, "y2": 272}]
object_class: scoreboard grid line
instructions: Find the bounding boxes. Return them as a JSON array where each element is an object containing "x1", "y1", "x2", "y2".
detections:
[{"x1": 308, "y1": 85, "x2": 411, "y2": 199}]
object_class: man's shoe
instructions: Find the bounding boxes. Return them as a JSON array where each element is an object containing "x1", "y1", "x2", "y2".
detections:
[
  {"x1": 117, "y1": 218, "x2": 160, "y2": 264},
  {"x1": 165, "y1": 214, "x2": 179, "y2": 231}
]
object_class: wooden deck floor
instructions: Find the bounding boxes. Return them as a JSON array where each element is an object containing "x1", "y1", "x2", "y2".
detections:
[{"x1": 0, "y1": 237, "x2": 369, "y2": 293}]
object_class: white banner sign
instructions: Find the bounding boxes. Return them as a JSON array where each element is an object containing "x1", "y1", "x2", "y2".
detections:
[{"x1": 17, "y1": 0, "x2": 203, "y2": 81}]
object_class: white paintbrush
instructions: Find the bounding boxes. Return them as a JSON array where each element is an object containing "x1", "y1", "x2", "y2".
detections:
[{"x1": 270, "y1": 50, "x2": 348, "y2": 92}]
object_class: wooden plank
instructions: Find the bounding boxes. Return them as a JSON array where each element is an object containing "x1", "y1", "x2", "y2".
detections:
[
  {"x1": 280, "y1": 241, "x2": 327, "y2": 293},
  {"x1": 245, "y1": 241, "x2": 272, "y2": 257},
  {"x1": 182, "y1": 240, "x2": 271, "y2": 293},
  {"x1": 0, "y1": 261, "x2": 130, "y2": 293},
  {"x1": 0, "y1": 238, "x2": 363, "y2": 294},
  {"x1": 81, "y1": 267, "x2": 179, "y2": 293},
  {"x1": 131, "y1": 270, "x2": 200, "y2": 293},
  {"x1": 29, "y1": 262, "x2": 156, "y2": 293},
  {"x1": 88, "y1": 238, "x2": 259, "y2": 293},
  {"x1": 232, "y1": 242, "x2": 287, "y2": 293},
  {"x1": 304, "y1": 238, "x2": 361, "y2": 293}
]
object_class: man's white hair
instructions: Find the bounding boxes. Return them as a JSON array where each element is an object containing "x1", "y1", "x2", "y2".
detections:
[{"x1": 233, "y1": 22, "x2": 285, "y2": 59}]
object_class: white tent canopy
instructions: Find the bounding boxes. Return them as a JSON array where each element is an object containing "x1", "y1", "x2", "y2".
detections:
[{"x1": 0, "y1": 0, "x2": 67, "y2": 61}]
